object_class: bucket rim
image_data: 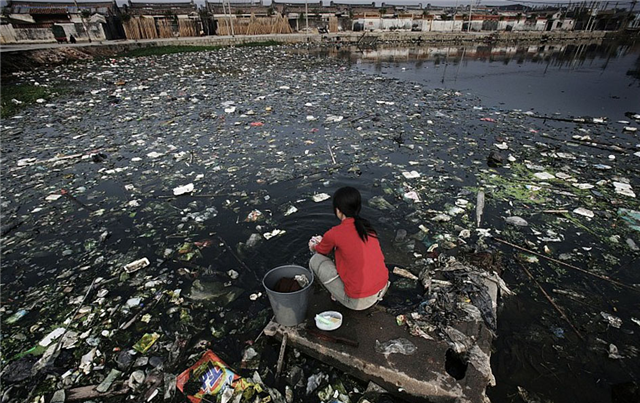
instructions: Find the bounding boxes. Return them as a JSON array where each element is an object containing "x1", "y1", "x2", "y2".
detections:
[{"x1": 262, "y1": 264, "x2": 314, "y2": 295}]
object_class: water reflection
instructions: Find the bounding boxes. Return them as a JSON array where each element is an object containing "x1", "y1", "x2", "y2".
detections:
[
  {"x1": 315, "y1": 41, "x2": 640, "y2": 118},
  {"x1": 322, "y1": 41, "x2": 640, "y2": 70}
]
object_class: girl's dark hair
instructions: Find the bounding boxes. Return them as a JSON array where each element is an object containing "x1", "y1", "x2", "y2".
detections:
[{"x1": 332, "y1": 186, "x2": 377, "y2": 242}]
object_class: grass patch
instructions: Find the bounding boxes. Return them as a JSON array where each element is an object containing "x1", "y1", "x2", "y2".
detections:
[
  {"x1": 1, "y1": 84, "x2": 63, "y2": 119},
  {"x1": 237, "y1": 40, "x2": 281, "y2": 47},
  {"x1": 120, "y1": 45, "x2": 224, "y2": 58},
  {"x1": 119, "y1": 41, "x2": 281, "y2": 58}
]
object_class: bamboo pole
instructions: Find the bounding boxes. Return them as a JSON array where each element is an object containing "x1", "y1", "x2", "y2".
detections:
[
  {"x1": 516, "y1": 259, "x2": 585, "y2": 340},
  {"x1": 493, "y1": 237, "x2": 639, "y2": 292}
]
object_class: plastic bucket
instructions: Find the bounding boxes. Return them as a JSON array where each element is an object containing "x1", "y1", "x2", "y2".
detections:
[{"x1": 263, "y1": 265, "x2": 314, "y2": 326}]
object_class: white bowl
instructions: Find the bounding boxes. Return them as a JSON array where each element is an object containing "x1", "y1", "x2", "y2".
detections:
[{"x1": 315, "y1": 311, "x2": 343, "y2": 331}]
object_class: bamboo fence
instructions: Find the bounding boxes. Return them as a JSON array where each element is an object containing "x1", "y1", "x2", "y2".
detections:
[
  {"x1": 139, "y1": 17, "x2": 158, "y2": 39},
  {"x1": 123, "y1": 18, "x2": 142, "y2": 40},
  {"x1": 217, "y1": 14, "x2": 293, "y2": 35},
  {"x1": 178, "y1": 19, "x2": 197, "y2": 37},
  {"x1": 329, "y1": 16, "x2": 338, "y2": 33},
  {"x1": 157, "y1": 19, "x2": 173, "y2": 38}
]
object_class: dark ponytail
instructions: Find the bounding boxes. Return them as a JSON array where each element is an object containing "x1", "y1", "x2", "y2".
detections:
[{"x1": 332, "y1": 187, "x2": 377, "y2": 242}]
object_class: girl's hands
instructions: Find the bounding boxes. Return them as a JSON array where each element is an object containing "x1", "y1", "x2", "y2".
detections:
[{"x1": 308, "y1": 235, "x2": 323, "y2": 252}]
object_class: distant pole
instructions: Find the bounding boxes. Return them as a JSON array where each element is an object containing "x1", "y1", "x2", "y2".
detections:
[
  {"x1": 73, "y1": 0, "x2": 91, "y2": 43},
  {"x1": 467, "y1": 0, "x2": 472, "y2": 32},
  {"x1": 305, "y1": 0, "x2": 309, "y2": 32},
  {"x1": 627, "y1": 0, "x2": 638, "y2": 30},
  {"x1": 227, "y1": 0, "x2": 235, "y2": 37},
  {"x1": 222, "y1": 0, "x2": 230, "y2": 35}
]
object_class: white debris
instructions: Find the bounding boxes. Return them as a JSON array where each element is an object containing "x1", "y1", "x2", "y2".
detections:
[
  {"x1": 284, "y1": 206, "x2": 298, "y2": 216},
  {"x1": 392, "y1": 267, "x2": 418, "y2": 280},
  {"x1": 534, "y1": 172, "x2": 555, "y2": 180},
  {"x1": 173, "y1": 183, "x2": 194, "y2": 196},
  {"x1": 623, "y1": 126, "x2": 637, "y2": 132},
  {"x1": 147, "y1": 151, "x2": 164, "y2": 159},
  {"x1": 572, "y1": 183, "x2": 594, "y2": 190},
  {"x1": 126, "y1": 297, "x2": 142, "y2": 308},
  {"x1": 263, "y1": 229, "x2": 286, "y2": 240},
  {"x1": 249, "y1": 292, "x2": 261, "y2": 301},
  {"x1": 17, "y1": 158, "x2": 37, "y2": 166},
  {"x1": 601, "y1": 312, "x2": 622, "y2": 328},
  {"x1": 402, "y1": 171, "x2": 420, "y2": 179},
  {"x1": 124, "y1": 257, "x2": 150, "y2": 273},
  {"x1": 448, "y1": 206, "x2": 465, "y2": 216},
  {"x1": 312, "y1": 193, "x2": 330, "y2": 202},
  {"x1": 608, "y1": 344, "x2": 623, "y2": 359},
  {"x1": 404, "y1": 191, "x2": 420, "y2": 202},
  {"x1": 431, "y1": 214, "x2": 451, "y2": 222},
  {"x1": 555, "y1": 172, "x2": 574, "y2": 181},
  {"x1": 45, "y1": 194, "x2": 62, "y2": 201},
  {"x1": 495, "y1": 142, "x2": 508, "y2": 150},
  {"x1": 325, "y1": 115, "x2": 343, "y2": 123},
  {"x1": 556, "y1": 152, "x2": 575, "y2": 159},
  {"x1": 613, "y1": 182, "x2": 635, "y2": 198},
  {"x1": 39, "y1": 327, "x2": 66, "y2": 347},
  {"x1": 505, "y1": 216, "x2": 528, "y2": 226},
  {"x1": 573, "y1": 208, "x2": 594, "y2": 218}
]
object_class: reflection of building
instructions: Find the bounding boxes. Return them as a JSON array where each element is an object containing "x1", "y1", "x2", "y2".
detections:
[
  {"x1": 630, "y1": 11, "x2": 640, "y2": 30},
  {"x1": 1, "y1": 0, "x2": 125, "y2": 44},
  {"x1": 340, "y1": 41, "x2": 614, "y2": 67}
]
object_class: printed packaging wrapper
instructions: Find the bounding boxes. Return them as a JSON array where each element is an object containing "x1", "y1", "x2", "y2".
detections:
[{"x1": 176, "y1": 350, "x2": 241, "y2": 403}]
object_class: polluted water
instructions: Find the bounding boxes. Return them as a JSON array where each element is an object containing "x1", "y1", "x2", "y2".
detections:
[{"x1": 1, "y1": 41, "x2": 639, "y2": 403}]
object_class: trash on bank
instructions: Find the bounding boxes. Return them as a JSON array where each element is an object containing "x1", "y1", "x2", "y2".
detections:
[
  {"x1": 124, "y1": 257, "x2": 150, "y2": 273},
  {"x1": 375, "y1": 338, "x2": 417, "y2": 356},
  {"x1": 175, "y1": 350, "x2": 257, "y2": 403}
]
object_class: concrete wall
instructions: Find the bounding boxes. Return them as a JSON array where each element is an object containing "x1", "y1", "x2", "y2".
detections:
[
  {"x1": 0, "y1": 24, "x2": 18, "y2": 44},
  {"x1": 497, "y1": 20, "x2": 545, "y2": 31},
  {"x1": 0, "y1": 22, "x2": 106, "y2": 44},
  {"x1": 553, "y1": 19, "x2": 575, "y2": 31},
  {"x1": 380, "y1": 17, "x2": 413, "y2": 30},
  {"x1": 430, "y1": 20, "x2": 464, "y2": 32}
]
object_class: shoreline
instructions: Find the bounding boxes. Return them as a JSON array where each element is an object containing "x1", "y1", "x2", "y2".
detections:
[{"x1": 0, "y1": 30, "x2": 634, "y2": 76}]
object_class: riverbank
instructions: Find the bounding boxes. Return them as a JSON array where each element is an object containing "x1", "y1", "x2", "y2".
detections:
[{"x1": 0, "y1": 30, "x2": 627, "y2": 76}]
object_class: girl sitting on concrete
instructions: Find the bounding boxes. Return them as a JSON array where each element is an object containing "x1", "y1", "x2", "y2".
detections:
[{"x1": 308, "y1": 186, "x2": 389, "y2": 310}]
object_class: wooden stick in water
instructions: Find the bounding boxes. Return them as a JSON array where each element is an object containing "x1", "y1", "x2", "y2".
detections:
[
  {"x1": 493, "y1": 237, "x2": 638, "y2": 293},
  {"x1": 516, "y1": 260, "x2": 584, "y2": 341},
  {"x1": 328, "y1": 144, "x2": 337, "y2": 164},
  {"x1": 275, "y1": 332, "x2": 288, "y2": 379}
]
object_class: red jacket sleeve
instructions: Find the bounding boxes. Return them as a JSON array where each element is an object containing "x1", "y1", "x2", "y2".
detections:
[{"x1": 315, "y1": 229, "x2": 335, "y2": 255}]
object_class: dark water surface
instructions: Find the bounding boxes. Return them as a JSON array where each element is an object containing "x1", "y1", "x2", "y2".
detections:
[
  {"x1": 346, "y1": 41, "x2": 640, "y2": 119},
  {"x1": 1, "y1": 41, "x2": 639, "y2": 402},
  {"x1": 334, "y1": 41, "x2": 640, "y2": 402}
]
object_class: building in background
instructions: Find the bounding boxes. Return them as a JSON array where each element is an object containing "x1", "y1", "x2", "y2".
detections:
[{"x1": 1, "y1": 0, "x2": 124, "y2": 44}]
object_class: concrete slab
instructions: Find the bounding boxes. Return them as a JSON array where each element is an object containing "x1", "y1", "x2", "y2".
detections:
[{"x1": 264, "y1": 285, "x2": 495, "y2": 403}]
